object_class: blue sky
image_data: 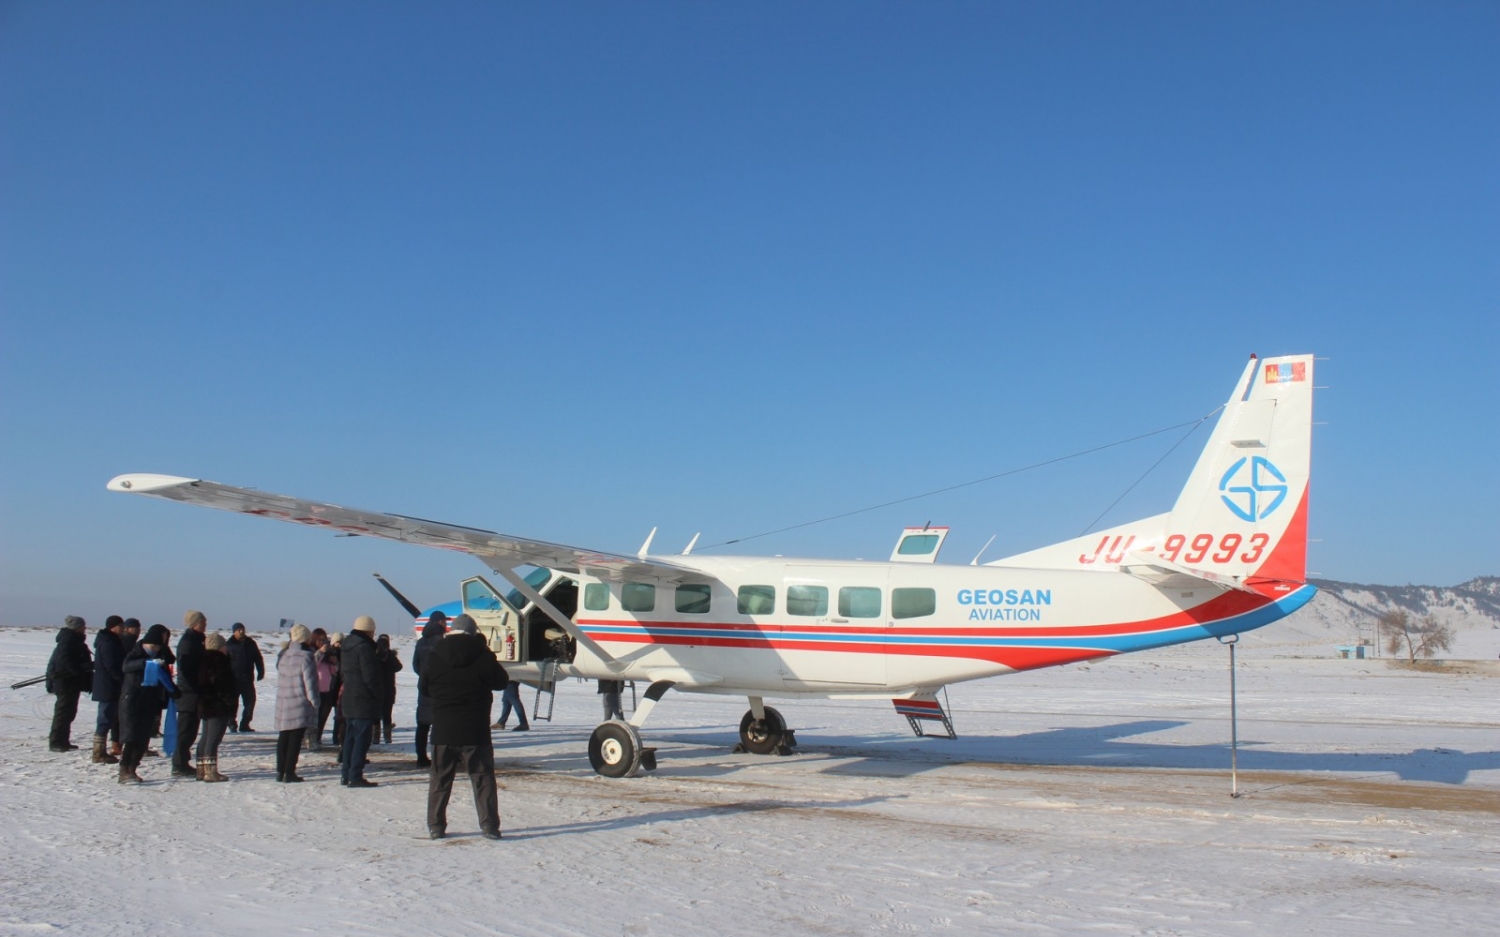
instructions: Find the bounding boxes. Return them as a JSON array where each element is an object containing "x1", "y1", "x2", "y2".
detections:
[{"x1": 2, "y1": 3, "x2": 1496, "y2": 631}]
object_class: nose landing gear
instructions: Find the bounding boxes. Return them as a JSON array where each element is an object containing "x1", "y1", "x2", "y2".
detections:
[{"x1": 588, "y1": 721, "x2": 657, "y2": 777}]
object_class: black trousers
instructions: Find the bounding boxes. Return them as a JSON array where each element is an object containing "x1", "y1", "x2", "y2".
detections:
[
  {"x1": 174, "y1": 705, "x2": 201, "y2": 770},
  {"x1": 120, "y1": 738, "x2": 148, "y2": 771},
  {"x1": 49, "y1": 688, "x2": 81, "y2": 748},
  {"x1": 276, "y1": 727, "x2": 307, "y2": 777},
  {"x1": 235, "y1": 681, "x2": 257, "y2": 729},
  {"x1": 415, "y1": 722, "x2": 432, "y2": 763},
  {"x1": 427, "y1": 742, "x2": 499, "y2": 834}
]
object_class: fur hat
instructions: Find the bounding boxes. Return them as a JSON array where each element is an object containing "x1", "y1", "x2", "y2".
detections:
[
  {"x1": 352, "y1": 615, "x2": 376, "y2": 634},
  {"x1": 143, "y1": 624, "x2": 170, "y2": 646},
  {"x1": 184, "y1": 609, "x2": 206, "y2": 629},
  {"x1": 205, "y1": 633, "x2": 227, "y2": 651},
  {"x1": 289, "y1": 624, "x2": 311, "y2": 644},
  {"x1": 64, "y1": 615, "x2": 86, "y2": 631},
  {"x1": 451, "y1": 614, "x2": 477, "y2": 635}
]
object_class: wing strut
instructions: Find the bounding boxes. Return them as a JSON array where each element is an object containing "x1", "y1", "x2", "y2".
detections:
[{"x1": 491, "y1": 565, "x2": 624, "y2": 672}]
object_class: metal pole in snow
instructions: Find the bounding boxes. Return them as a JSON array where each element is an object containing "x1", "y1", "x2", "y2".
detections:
[{"x1": 1217, "y1": 633, "x2": 1241, "y2": 798}]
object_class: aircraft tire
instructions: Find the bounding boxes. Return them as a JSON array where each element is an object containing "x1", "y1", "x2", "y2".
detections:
[
  {"x1": 738, "y1": 706, "x2": 787, "y2": 756},
  {"x1": 588, "y1": 720, "x2": 643, "y2": 778}
]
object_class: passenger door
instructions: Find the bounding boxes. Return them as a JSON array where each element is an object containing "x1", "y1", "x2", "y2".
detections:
[{"x1": 461, "y1": 576, "x2": 525, "y2": 663}]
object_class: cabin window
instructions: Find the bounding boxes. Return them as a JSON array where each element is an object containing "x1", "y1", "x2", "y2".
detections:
[
  {"x1": 621, "y1": 582, "x2": 656, "y2": 613},
  {"x1": 583, "y1": 583, "x2": 610, "y2": 611},
  {"x1": 838, "y1": 586, "x2": 882, "y2": 618},
  {"x1": 892, "y1": 587, "x2": 936, "y2": 619},
  {"x1": 675, "y1": 584, "x2": 712, "y2": 614},
  {"x1": 737, "y1": 585, "x2": 776, "y2": 615},
  {"x1": 897, "y1": 534, "x2": 940, "y2": 556},
  {"x1": 786, "y1": 585, "x2": 829, "y2": 616}
]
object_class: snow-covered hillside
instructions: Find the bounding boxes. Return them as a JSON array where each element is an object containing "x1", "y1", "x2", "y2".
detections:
[{"x1": 1262, "y1": 576, "x2": 1500, "y2": 658}]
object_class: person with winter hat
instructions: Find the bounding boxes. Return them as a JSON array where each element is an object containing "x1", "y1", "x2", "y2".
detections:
[
  {"x1": 110, "y1": 618, "x2": 142, "y2": 757},
  {"x1": 46, "y1": 615, "x2": 93, "y2": 752},
  {"x1": 117, "y1": 625, "x2": 179, "y2": 784},
  {"x1": 195, "y1": 633, "x2": 238, "y2": 781},
  {"x1": 89, "y1": 616, "x2": 126, "y2": 764},
  {"x1": 172, "y1": 610, "x2": 208, "y2": 777},
  {"x1": 421, "y1": 613, "x2": 508, "y2": 840},
  {"x1": 411, "y1": 610, "x2": 447, "y2": 768},
  {"x1": 310, "y1": 628, "x2": 339, "y2": 750},
  {"x1": 339, "y1": 616, "x2": 384, "y2": 788},
  {"x1": 274, "y1": 625, "x2": 319, "y2": 782},
  {"x1": 376, "y1": 634, "x2": 403, "y2": 744},
  {"x1": 225, "y1": 622, "x2": 265, "y2": 732}
]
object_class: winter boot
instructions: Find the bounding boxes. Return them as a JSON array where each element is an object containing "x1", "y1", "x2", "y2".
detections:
[
  {"x1": 208, "y1": 758, "x2": 227, "y2": 782},
  {"x1": 109, "y1": 740, "x2": 123, "y2": 757},
  {"x1": 118, "y1": 763, "x2": 142, "y2": 785},
  {"x1": 92, "y1": 735, "x2": 119, "y2": 765},
  {"x1": 196, "y1": 761, "x2": 208, "y2": 781}
]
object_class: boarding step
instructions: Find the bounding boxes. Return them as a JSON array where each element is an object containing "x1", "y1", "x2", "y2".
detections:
[
  {"x1": 532, "y1": 659, "x2": 560, "y2": 723},
  {"x1": 894, "y1": 694, "x2": 956, "y2": 739}
]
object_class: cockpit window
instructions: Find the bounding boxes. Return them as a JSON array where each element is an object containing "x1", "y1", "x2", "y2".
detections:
[{"x1": 504, "y1": 566, "x2": 553, "y2": 610}]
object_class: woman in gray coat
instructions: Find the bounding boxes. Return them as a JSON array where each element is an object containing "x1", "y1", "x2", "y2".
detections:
[{"x1": 274, "y1": 624, "x2": 319, "y2": 783}]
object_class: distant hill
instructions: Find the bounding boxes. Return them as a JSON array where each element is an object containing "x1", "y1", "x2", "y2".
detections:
[{"x1": 1267, "y1": 576, "x2": 1500, "y2": 657}]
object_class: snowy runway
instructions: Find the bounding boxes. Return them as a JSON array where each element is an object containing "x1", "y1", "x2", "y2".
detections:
[{"x1": 2, "y1": 628, "x2": 1495, "y2": 936}]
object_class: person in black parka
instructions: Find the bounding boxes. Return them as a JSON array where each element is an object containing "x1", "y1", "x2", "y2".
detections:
[
  {"x1": 173, "y1": 610, "x2": 209, "y2": 777},
  {"x1": 89, "y1": 616, "x2": 126, "y2": 764},
  {"x1": 118, "y1": 624, "x2": 179, "y2": 783},
  {"x1": 411, "y1": 611, "x2": 448, "y2": 768},
  {"x1": 224, "y1": 622, "x2": 265, "y2": 732},
  {"x1": 376, "y1": 634, "x2": 403, "y2": 744},
  {"x1": 46, "y1": 616, "x2": 94, "y2": 752},
  {"x1": 338, "y1": 617, "x2": 385, "y2": 788},
  {"x1": 420, "y1": 614, "x2": 508, "y2": 840},
  {"x1": 195, "y1": 633, "x2": 239, "y2": 781}
]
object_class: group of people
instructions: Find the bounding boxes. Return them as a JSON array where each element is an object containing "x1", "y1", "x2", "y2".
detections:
[
  {"x1": 45, "y1": 612, "x2": 267, "y2": 783},
  {"x1": 272, "y1": 615, "x2": 404, "y2": 787},
  {"x1": 45, "y1": 607, "x2": 516, "y2": 839}
]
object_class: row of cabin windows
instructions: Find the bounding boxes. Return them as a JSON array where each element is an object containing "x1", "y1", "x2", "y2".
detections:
[{"x1": 583, "y1": 582, "x2": 937, "y2": 620}]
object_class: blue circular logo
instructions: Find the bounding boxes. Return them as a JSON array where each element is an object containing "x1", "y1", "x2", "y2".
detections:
[{"x1": 1218, "y1": 456, "x2": 1288, "y2": 522}]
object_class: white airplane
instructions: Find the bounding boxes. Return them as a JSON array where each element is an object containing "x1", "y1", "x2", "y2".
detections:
[{"x1": 108, "y1": 353, "x2": 1316, "y2": 777}]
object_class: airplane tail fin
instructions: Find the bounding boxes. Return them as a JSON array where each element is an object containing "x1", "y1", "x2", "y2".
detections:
[
  {"x1": 1159, "y1": 353, "x2": 1313, "y2": 589},
  {"x1": 989, "y1": 354, "x2": 1314, "y2": 593}
]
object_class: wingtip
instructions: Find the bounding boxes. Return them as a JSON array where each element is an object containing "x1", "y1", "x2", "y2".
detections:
[{"x1": 107, "y1": 473, "x2": 199, "y2": 493}]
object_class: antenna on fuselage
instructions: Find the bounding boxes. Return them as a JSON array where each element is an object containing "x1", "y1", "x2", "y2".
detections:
[
  {"x1": 682, "y1": 532, "x2": 700, "y2": 555},
  {"x1": 637, "y1": 527, "x2": 658, "y2": 558},
  {"x1": 969, "y1": 535, "x2": 997, "y2": 566}
]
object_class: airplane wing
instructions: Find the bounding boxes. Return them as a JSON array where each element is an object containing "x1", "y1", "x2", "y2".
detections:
[{"x1": 106, "y1": 474, "x2": 706, "y2": 584}]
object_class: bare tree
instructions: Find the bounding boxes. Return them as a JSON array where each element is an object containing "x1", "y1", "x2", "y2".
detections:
[{"x1": 1382, "y1": 609, "x2": 1454, "y2": 662}]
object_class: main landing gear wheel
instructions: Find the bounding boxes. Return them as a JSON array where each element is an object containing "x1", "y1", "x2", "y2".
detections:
[
  {"x1": 589, "y1": 720, "x2": 644, "y2": 778},
  {"x1": 738, "y1": 706, "x2": 794, "y2": 755}
]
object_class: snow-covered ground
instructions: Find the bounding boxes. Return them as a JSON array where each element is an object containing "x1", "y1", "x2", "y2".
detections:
[{"x1": 1, "y1": 626, "x2": 1495, "y2": 937}]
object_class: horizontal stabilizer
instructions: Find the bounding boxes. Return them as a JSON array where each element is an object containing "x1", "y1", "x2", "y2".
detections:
[{"x1": 1119, "y1": 551, "x2": 1259, "y2": 594}]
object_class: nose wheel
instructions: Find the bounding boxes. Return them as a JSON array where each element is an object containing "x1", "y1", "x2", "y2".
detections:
[
  {"x1": 588, "y1": 720, "x2": 657, "y2": 777},
  {"x1": 737, "y1": 706, "x2": 796, "y2": 756}
]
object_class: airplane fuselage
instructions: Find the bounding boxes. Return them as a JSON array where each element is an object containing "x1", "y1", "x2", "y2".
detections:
[{"x1": 522, "y1": 556, "x2": 1316, "y2": 698}]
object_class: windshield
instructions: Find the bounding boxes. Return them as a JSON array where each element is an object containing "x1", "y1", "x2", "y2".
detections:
[{"x1": 505, "y1": 566, "x2": 553, "y2": 610}]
